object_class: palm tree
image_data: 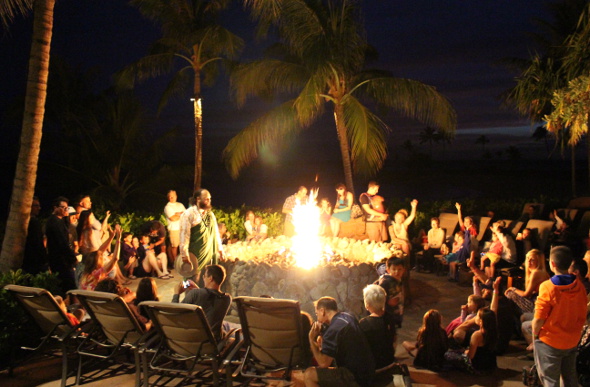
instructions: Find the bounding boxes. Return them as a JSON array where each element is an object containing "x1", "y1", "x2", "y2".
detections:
[
  {"x1": 0, "y1": 0, "x2": 55, "y2": 272},
  {"x1": 418, "y1": 126, "x2": 439, "y2": 157},
  {"x1": 224, "y1": 0, "x2": 456, "y2": 192},
  {"x1": 117, "y1": 0, "x2": 243, "y2": 192},
  {"x1": 475, "y1": 135, "x2": 490, "y2": 153},
  {"x1": 503, "y1": 0, "x2": 589, "y2": 194}
]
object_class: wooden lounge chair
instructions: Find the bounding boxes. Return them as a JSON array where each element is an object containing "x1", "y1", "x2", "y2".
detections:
[
  {"x1": 438, "y1": 212, "x2": 459, "y2": 244},
  {"x1": 524, "y1": 219, "x2": 556, "y2": 253},
  {"x1": 233, "y1": 296, "x2": 311, "y2": 382},
  {"x1": 139, "y1": 301, "x2": 242, "y2": 387},
  {"x1": 4, "y1": 284, "x2": 84, "y2": 387},
  {"x1": 68, "y1": 289, "x2": 152, "y2": 387}
]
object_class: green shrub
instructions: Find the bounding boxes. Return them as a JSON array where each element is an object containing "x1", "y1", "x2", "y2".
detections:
[
  {"x1": 0, "y1": 270, "x2": 62, "y2": 367},
  {"x1": 214, "y1": 206, "x2": 284, "y2": 241}
]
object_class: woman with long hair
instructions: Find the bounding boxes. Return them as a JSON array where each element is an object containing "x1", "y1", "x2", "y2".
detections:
[
  {"x1": 77, "y1": 209, "x2": 110, "y2": 256},
  {"x1": 504, "y1": 249, "x2": 549, "y2": 314},
  {"x1": 79, "y1": 225, "x2": 121, "y2": 291},
  {"x1": 403, "y1": 309, "x2": 448, "y2": 371},
  {"x1": 330, "y1": 183, "x2": 353, "y2": 237},
  {"x1": 134, "y1": 277, "x2": 160, "y2": 320}
]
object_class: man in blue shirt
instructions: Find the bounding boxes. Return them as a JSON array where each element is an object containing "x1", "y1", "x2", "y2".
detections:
[{"x1": 304, "y1": 297, "x2": 375, "y2": 387}]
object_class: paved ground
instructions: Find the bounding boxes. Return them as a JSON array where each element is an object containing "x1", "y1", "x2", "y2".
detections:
[{"x1": 0, "y1": 269, "x2": 534, "y2": 386}]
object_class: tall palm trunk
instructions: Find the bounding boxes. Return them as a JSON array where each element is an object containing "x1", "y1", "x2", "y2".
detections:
[
  {"x1": 333, "y1": 104, "x2": 355, "y2": 195},
  {"x1": 193, "y1": 60, "x2": 202, "y2": 192},
  {"x1": 587, "y1": 117, "x2": 590, "y2": 192},
  {"x1": 0, "y1": 0, "x2": 55, "y2": 271}
]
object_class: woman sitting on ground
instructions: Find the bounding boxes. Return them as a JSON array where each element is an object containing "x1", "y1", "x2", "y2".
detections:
[
  {"x1": 359, "y1": 284, "x2": 396, "y2": 369},
  {"x1": 504, "y1": 249, "x2": 549, "y2": 314},
  {"x1": 403, "y1": 309, "x2": 448, "y2": 371},
  {"x1": 79, "y1": 225, "x2": 121, "y2": 291},
  {"x1": 330, "y1": 183, "x2": 353, "y2": 237},
  {"x1": 388, "y1": 199, "x2": 418, "y2": 255}
]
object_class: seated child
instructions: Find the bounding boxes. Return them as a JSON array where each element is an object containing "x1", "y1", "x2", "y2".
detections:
[
  {"x1": 443, "y1": 230, "x2": 470, "y2": 281},
  {"x1": 445, "y1": 293, "x2": 486, "y2": 347}
]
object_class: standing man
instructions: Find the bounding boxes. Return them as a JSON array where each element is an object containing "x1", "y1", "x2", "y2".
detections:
[
  {"x1": 304, "y1": 297, "x2": 375, "y2": 387},
  {"x1": 179, "y1": 189, "x2": 223, "y2": 280},
  {"x1": 45, "y1": 197, "x2": 78, "y2": 295},
  {"x1": 22, "y1": 196, "x2": 48, "y2": 274},
  {"x1": 532, "y1": 246, "x2": 587, "y2": 387},
  {"x1": 360, "y1": 181, "x2": 388, "y2": 242},
  {"x1": 282, "y1": 186, "x2": 308, "y2": 237},
  {"x1": 164, "y1": 190, "x2": 186, "y2": 264}
]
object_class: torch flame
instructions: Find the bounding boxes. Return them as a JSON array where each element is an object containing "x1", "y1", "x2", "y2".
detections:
[{"x1": 291, "y1": 188, "x2": 323, "y2": 269}]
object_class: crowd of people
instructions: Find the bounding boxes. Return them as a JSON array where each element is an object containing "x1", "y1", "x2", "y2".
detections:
[{"x1": 15, "y1": 184, "x2": 590, "y2": 386}]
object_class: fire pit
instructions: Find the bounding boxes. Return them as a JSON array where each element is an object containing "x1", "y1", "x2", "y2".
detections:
[
  {"x1": 222, "y1": 236, "x2": 403, "y2": 318},
  {"x1": 220, "y1": 191, "x2": 404, "y2": 318}
]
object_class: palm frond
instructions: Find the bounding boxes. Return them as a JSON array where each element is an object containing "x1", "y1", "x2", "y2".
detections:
[
  {"x1": 231, "y1": 59, "x2": 308, "y2": 106},
  {"x1": 356, "y1": 77, "x2": 457, "y2": 134},
  {"x1": 341, "y1": 95, "x2": 388, "y2": 176},
  {"x1": 223, "y1": 100, "x2": 305, "y2": 178},
  {"x1": 157, "y1": 66, "x2": 193, "y2": 113},
  {"x1": 0, "y1": 0, "x2": 33, "y2": 28}
]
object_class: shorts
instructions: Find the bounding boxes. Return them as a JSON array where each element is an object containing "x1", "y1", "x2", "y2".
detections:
[
  {"x1": 316, "y1": 367, "x2": 360, "y2": 387},
  {"x1": 168, "y1": 230, "x2": 180, "y2": 247}
]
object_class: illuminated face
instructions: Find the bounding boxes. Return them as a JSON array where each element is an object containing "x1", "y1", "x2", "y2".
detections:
[
  {"x1": 314, "y1": 307, "x2": 327, "y2": 324},
  {"x1": 80, "y1": 196, "x2": 92, "y2": 210},
  {"x1": 431, "y1": 220, "x2": 439, "y2": 229},
  {"x1": 297, "y1": 188, "x2": 308, "y2": 199},
  {"x1": 132, "y1": 237, "x2": 140, "y2": 248},
  {"x1": 124, "y1": 234, "x2": 133, "y2": 244},
  {"x1": 522, "y1": 229, "x2": 531, "y2": 239},
  {"x1": 394, "y1": 213, "x2": 405, "y2": 224},
  {"x1": 367, "y1": 186, "x2": 379, "y2": 195},
  {"x1": 467, "y1": 297, "x2": 477, "y2": 313},
  {"x1": 390, "y1": 265, "x2": 404, "y2": 280},
  {"x1": 198, "y1": 190, "x2": 212, "y2": 210},
  {"x1": 527, "y1": 254, "x2": 539, "y2": 269},
  {"x1": 141, "y1": 235, "x2": 150, "y2": 245},
  {"x1": 464, "y1": 218, "x2": 473, "y2": 228},
  {"x1": 246, "y1": 212, "x2": 255, "y2": 222},
  {"x1": 167, "y1": 191, "x2": 177, "y2": 203}
]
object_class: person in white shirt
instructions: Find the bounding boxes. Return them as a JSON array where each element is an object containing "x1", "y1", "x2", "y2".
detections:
[{"x1": 164, "y1": 190, "x2": 186, "y2": 264}]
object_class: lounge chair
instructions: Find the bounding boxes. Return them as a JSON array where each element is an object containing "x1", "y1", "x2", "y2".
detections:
[
  {"x1": 139, "y1": 301, "x2": 242, "y2": 387},
  {"x1": 438, "y1": 212, "x2": 459, "y2": 244},
  {"x1": 524, "y1": 219, "x2": 556, "y2": 253},
  {"x1": 4, "y1": 284, "x2": 84, "y2": 387},
  {"x1": 68, "y1": 289, "x2": 152, "y2": 387},
  {"x1": 233, "y1": 296, "x2": 311, "y2": 382}
]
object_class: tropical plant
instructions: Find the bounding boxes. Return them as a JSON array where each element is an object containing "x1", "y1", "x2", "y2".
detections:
[
  {"x1": 117, "y1": 0, "x2": 244, "y2": 192},
  {"x1": 418, "y1": 126, "x2": 440, "y2": 157},
  {"x1": 503, "y1": 0, "x2": 589, "y2": 194},
  {"x1": 0, "y1": 270, "x2": 61, "y2": 365},
  {"x1": 224, "y1": 0, "x2": 456, "y2": 194},
  {"x1": 0, "y1": 0, "x2": 55, "y2": 272}
]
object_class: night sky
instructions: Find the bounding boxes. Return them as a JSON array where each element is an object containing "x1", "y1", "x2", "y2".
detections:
[{"x1": 0, "y1": 1, "x2": 571, "y2": 212}]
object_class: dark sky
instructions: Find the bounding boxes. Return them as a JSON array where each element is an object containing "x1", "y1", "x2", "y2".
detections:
[{"x1": 0, "y1": 0, "x2": 566, "y2": 209}]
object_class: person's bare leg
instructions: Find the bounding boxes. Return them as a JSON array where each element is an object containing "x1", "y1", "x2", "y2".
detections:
[
  {"x1": 146, "y1": 253, "x2": 164, "y2": 277},
  {"x1": 330, "y1": 219, "x2": 341, "y2": 238},
  {"x1": 158, "y1": 253, "x2": 170, "y2": 275}
]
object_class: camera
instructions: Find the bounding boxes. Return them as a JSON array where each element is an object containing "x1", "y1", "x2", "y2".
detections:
[{"x1": 182, "y1": 280, "x2": 190, "y2": 288}]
